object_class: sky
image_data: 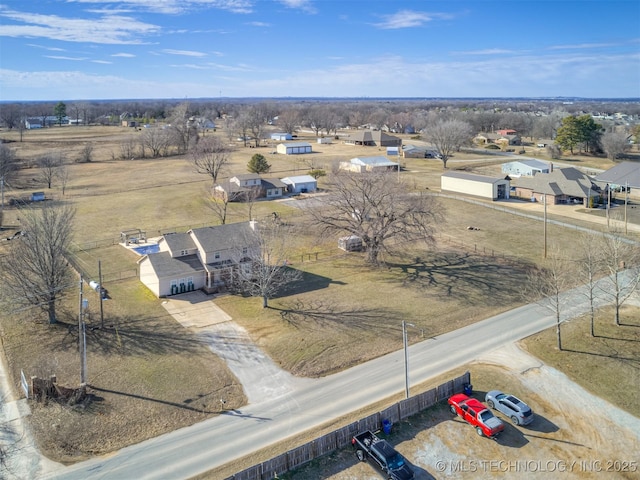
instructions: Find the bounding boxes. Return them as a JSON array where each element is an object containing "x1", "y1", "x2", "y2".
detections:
[{"x1": 0, "y1": 0, "x2": 639, "y2": 101}]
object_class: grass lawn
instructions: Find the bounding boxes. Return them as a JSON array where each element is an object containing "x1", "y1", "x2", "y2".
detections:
[{"x1": 1, "y1": 125, "x2": 639, "y2": 464}]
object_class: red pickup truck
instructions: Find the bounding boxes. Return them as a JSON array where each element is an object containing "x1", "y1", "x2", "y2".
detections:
[{"x1": 448, "y1": 393, "x2": 505, "y2": 438}]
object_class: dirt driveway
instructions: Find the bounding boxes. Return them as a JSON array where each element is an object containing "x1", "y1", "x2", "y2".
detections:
[{"x1": 289, "y1": 344, "x2": 640, "y2": 479}]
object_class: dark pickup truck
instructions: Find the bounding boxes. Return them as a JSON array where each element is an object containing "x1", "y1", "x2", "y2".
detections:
[{"x1": 351, "y1": 430, "x2": 414, "y2": 480}]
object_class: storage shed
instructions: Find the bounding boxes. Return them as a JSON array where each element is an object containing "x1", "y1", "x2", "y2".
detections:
[
  {"x1": 441, "y1": 171, "x2": 510, "y2": 201},
  {"x1": 281, "y1": 175, "x2": 318, "y2": 194},
  {"x1": 338, "y1": 235, "x2": 363, "y2": 252},
  {"x1": 277, "y1": 142, "x2": 312, "y2": 155},
  {"x1": 270, "y1": 132, "x2": 293, "y2": 141}
]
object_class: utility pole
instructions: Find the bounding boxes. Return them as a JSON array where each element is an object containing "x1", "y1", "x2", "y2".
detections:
[
  {"x1": 78, "y1": 276, "x2": 87, "y2": 385},
  {"x1": 543, "y1": 194, "x2": 547, "y2": 259},
  {"x1": 624, "y1": 181, "x2": 628, "y2": 234},
  {"x1": 98, "y1": 260, "x2": 104, "y2": 328}
]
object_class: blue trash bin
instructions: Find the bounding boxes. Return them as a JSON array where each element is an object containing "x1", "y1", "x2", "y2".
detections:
[
  {"x1": 382, "y1": 419, "x2": 392, "y2": 435},
  {"x1": 463, "y1": 383, "x2": 473, "y2": 395}
]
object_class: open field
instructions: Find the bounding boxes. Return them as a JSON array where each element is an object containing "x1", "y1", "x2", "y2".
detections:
[{"x1": 1, "y1": 125, "x2": 639, "y2": 465}]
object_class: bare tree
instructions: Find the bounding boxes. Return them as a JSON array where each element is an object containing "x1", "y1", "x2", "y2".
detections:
[
  {"x1": 191, "y1": 135, "x2": 232, "y2": 184},
  {"x1": 167, "y1": 102, "x2": 198, "y2": 154},
  {"x1": 208, "y1": 190, "x2": 235, "y2": 225},
  {"x1": 596, "y1": 232, "x2": 640, "y2": 326},
  {"x1": 422, "y1": 119, "x2": 473, "y2": 168},
  {"x1": 601, "y1": 131, "x2": 631, "y2": 161},
  {"x1": 57, "y1": 164, "x2": 71, "y2": 196},
  {"x1": 140, "y1": 127, "x2": 171, "y2": 158},
  {"x1": 231, "y1": 221, "x2": 302, "y2": 308},
  {"x1": 576, "y1": 234, "x2": 603, "y2": 337},
  {"x1": 246, "y1": 105, "x2": 267, "y2": 147},
  {"x1": 0, "y1": 102, "x2": 22, "y2": 130},
  {"x1": 524, "y1": 249, "x2": 572, "y2": 350},
  {"x1": 0, "y1": 144, "x2": 19, "y2": 227},
  {"x1": 77, "y1": 143, "x2": 94, "y2": 163},
  {"x1": 0, "y1": 203, "x2": 75, "y2": 324},
  {"x1": 276, "y1": 108, "x2": 300, "y2": 134},
  {"x1": 245, "y1": 185, "x2": 262, "y2": 221},
  {"x1": 120, "y1": 136, "x2": 139, "y2": 159},
  {"x1": 37, "y1": 152, "x2": 63, "y2": 188},
  {"x1": 308, "y1": 171, "x2": 442, "y2": 265}
]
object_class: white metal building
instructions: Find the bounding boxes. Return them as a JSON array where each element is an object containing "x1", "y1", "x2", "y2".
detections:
[
  {"x1": 441, "y1": 171, "x2": 510, "y2": 200},
  {"x1": 276, "y1": 142, "x2": 312, "y2": 155},
  {"x1": 281, "y1": 175, "x2": 318, "y2": 193}
]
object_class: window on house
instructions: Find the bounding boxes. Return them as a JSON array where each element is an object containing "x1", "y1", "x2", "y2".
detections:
[
  {"x1": 181, "y1": 249, "x2": 188, "y2": 256},
  {"x1": 214, "y1": 252, "x2": 221, "y2": 259}
]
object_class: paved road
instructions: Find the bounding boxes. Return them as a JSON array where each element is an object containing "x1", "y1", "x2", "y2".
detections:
[{"x1": 40, "y1": 279, "x2": 613, "y2": 480}]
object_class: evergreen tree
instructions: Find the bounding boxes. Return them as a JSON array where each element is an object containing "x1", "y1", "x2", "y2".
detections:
[
  {"x1": 54, "y1": 101, "x2": 67, "y2": 126},
  {"x1": 247, "y1": 153, "x2": 271, "y2": 173}
]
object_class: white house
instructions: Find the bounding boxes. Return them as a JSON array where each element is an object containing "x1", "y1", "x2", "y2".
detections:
[
  {"x1": 339, "y1": 156, "x2": 399, "y2": 173},
  {"x1": 138, "y1": 222, "x2": 259, "y2": 297},
  {"x1": 317, "y1": 137, "x2": 332, "y2": 144},
  {"x1": 281, "y1": 175, "x2": 318, "y2": 194},
  {"x1": 501, "y1": 159, "x2": 552, "y2": 177},
  {"x1": 441, "y1": 171, "x2": 510, "y2": 201},
  {"x1": 276, "y1": 142, "x2": 312, "y2": 155}
]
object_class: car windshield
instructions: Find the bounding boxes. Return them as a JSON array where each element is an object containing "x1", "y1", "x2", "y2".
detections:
[{"x1": 389, "y1": 453, "x2": 406, "y2": 470}]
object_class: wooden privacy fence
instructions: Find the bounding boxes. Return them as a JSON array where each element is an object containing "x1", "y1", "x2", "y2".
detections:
[{"x1": 226, "y1": 371, "x2": 471, "y2": 480}]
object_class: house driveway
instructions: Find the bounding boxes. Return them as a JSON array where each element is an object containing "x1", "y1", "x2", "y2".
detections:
[{"x1": 161, "y1": 292, "x2": 313, "y2": 404}]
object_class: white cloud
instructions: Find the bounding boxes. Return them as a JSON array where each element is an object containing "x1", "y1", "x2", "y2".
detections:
[
  {"x1": 277, "y1": 0, "x2": 316, "y2": 13},
  {"x1": 68, "y1": 0, "x2": 255, "y2": 15},
  {"x1": 0, "y1": 6, "x2": 159, "y2": 44},
  {"x1": 247, "y1": 21, "x2": 271, "y2": 27},
  {"x1": 161, "y1": 49, "x2": 208, "y2": 57},
  {"x1": 111, "y1": 53, "x2": 136, "y2": 57},
  {"x1": 373, "y1": 10, "x2": 452, "y2": 29},
  {"x1": 26, "y1": 43, "x2": 66, "y2": 51},
  {"x1": 44, "y1": 55, "x2": 89, "y2": 61},
  {"x1": 452, "y1": 48, "x2": 525, "y2": 55},
  {"x1": 548, "y1": 42, "x2": 616, "y2": 50},
  {"x1": 92, "y1": 60, "x2": 113, "y2": 64}
]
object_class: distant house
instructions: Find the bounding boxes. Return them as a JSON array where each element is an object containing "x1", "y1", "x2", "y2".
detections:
[
  {"x1": 214, "y1": 174, "x2": 285, "y2": 201},
  {"x1": 317, "y1": 137, "x2": 332, "y2": 144},
  {"x1": 137, "y1": 222, "x2": 260, "y2": 297},
  {"x1": 270, "y1": 132, "x2": 293, "y2": 141},
  {"x1": 122, "y1": 120, "x2": 138, "y2": 128},
  {"x1": 386, "y1": 147, "x2": 399, "y2": 156},
  {"x1": 511, "y1": 167, "x2": 603, "y2": 205},
  {"x1": 281, "y1": 175, "x2": 318, "y2": 194},
  {"x1": 339, "y1": 156, "x2": 399, "y2": 173},
  {"x1": 474, "y1": 132, "x2": 521, "y2": 146},
  {"x1": 25, "y1": 118, "x2": 43, "y2": 129},
  {"x1": 501, "y1": 159, "x2": 552, "y2": 177},
  {"x1": 25, "y1": 116, "x2": 60, "y2": 129},
  {"x1": 344, "y1": 130, "x2": 402, "y2": 147},
  {"x1": 441, "y1": 171, "x2": 510, "y2": 201}
]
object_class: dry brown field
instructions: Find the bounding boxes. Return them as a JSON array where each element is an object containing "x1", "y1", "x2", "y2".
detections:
[{"x1": 0, "y1": 124, "x2": 638, "y2": 467}]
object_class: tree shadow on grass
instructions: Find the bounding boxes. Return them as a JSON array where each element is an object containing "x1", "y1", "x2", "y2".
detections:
[
  {"x1": 49, "y1": 313, "x2": 209, "y2": 357},
  {"x1": 563, "y1": 348, "x2": 640, "y2": 366},
  {"x1": 274, "y1": 270, "x2": 346, "y2": 298},
  {"x1": 273, "y1": 298, "x2": 403, "y2": 332},
  {"x1": 386, "y1": 251, "x2": 535, "y2": 307}
]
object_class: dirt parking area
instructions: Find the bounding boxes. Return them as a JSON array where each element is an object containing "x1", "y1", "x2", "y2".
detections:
[{"x1": 286, "y1": 344, "x2": 640, "y2": 479}]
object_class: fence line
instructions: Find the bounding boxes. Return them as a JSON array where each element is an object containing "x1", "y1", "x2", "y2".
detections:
[{"x1": 225, "y1": 371, "x2": 470, "y2": 480}]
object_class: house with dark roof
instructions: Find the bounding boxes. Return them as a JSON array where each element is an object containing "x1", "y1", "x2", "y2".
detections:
[
  {"x1": 511, "y1": 167, "x2": 603, "y2": 206},
  {"x1": 594, "y1": 162, "x2": 640, "y2": 189},
  {"x1": 138, "y1": 222, "x2": 259, "y2": 297},
  {"x1": 441, "y1": 171, "x2": 510, "y2": 200}
]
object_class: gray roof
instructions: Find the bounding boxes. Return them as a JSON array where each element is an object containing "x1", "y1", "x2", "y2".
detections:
[
  {"x1": 513, "y1": 167, "x2": 600, "y2": 197},
  {"x1": 232, "y1": 173, "x2": 261, "y2": 181},
  {"x1": 594, "y1": 162, "x2": 640, "y2": 188},
  {"x1": 161, "y1": 232, "x2": 196, "y2": 254},
  {"x1": 142, "y1": 252, "x2": 204, "y2": 277},
  {"x1": 351, "y1": 156, "x2": 399, "y2": 167},
  {"x1": 281, "y1": 175, "x2": 317, "y2": 184},
  {"x1": 441, "y1": 171, "x2": 507, "y2": 184},
  {"x1": 189, "y1": 222, "x2": 257, "y2": 252},
  {"x1": 261, "y1": 178, "x2": 286, "y2": 189},
  {"x1": 280, "y1": 142, "x2": 311, "y2": 148}
]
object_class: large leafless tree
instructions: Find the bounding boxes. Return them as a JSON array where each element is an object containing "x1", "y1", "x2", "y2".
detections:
[
  {"x1": 422, "y1": 119, "x2": 473, "y2": 168},
  {"x1": 231, "y1": 221, "x2": 302, "y2": 308},
  {"x1": 308, "y1": 171, "x2": 442, "y2": 265},
  {"x1": 600, "y1": 131, "x2": 632, "y2": 161},
  {"x1": 37, "y1": 152, "x2": 64, "y2": 188},
  {"x1": 0, "y1": 203, "x2": 75, "y2": 324},
  {"x1": 191, "y1": 135, "x2": 232, "y2": 184}
]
